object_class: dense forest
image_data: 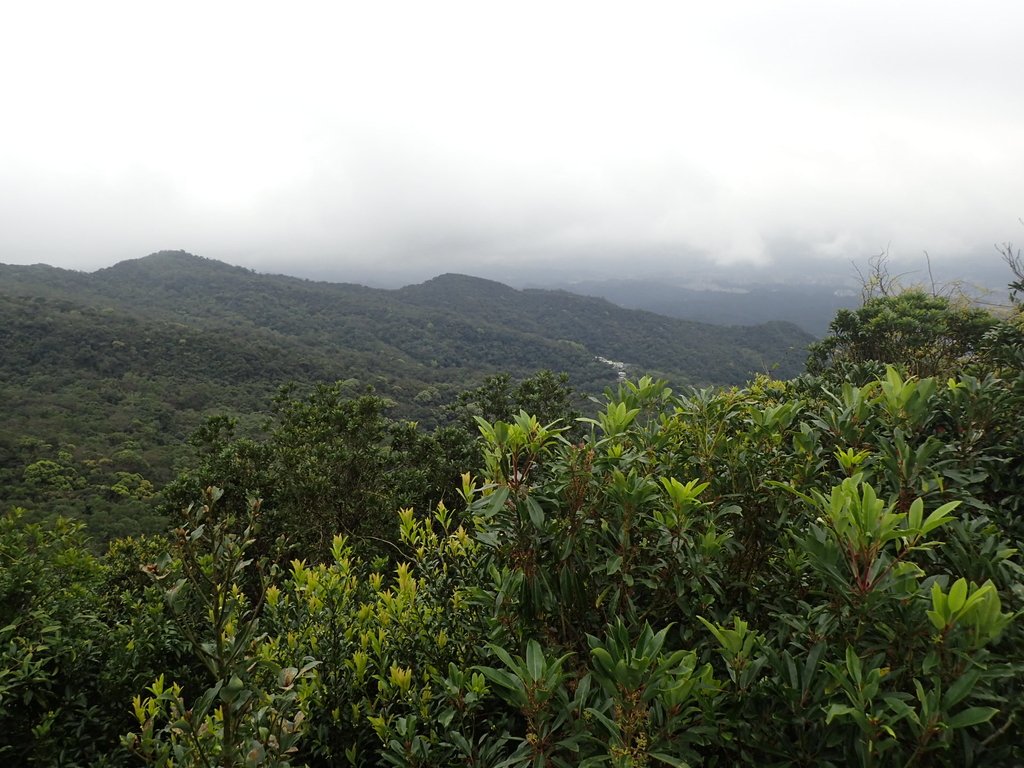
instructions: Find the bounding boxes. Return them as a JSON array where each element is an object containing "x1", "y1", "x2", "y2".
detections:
[
  {"x1": 0, "y1": 252, "x2": 812, "y2": 542},
  {"x1": 2, "y1": 253, "x2": 1024, "y2": 766}
]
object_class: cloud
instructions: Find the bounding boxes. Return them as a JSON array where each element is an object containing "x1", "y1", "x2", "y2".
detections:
[{"x1": 1, "y1": 1, "x2": 1022, "y2": 283}]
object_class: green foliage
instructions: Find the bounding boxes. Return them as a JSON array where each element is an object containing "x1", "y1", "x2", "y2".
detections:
[
  {"x1": 585, "y1": 620, "x2": 715, "y2": 766},
  {"x1": 450, "y1": 371, "x2": 581, "y2": 432},
  {"x1": 258, "y1": 504, "x2": 498, "y2": 767},
  {"x1": 4, "y1": 270, "x2": 1024, "y2": 766},
  {"x1": 0, "y1": 511, "x2": 136, "y2": 766},
  {"x1": 164, "y1": 384, "x2": 475, "y2": 561},
  {"x1": 808, "y1": 290, "x2": 996, "y2": 379},
  {"x1": 1, "y1": 253, "x2": 812, "y2": 542},
  {"x1": 463, "y1": 362, "x2": 1024, "y2": 765},
  {"x1": 126, "y1": 488, "x2": 316, "y2": 767},
  {"x1": 476, "y1": 639, "x2": 582, "y2": 766},
  {"x1": 0, "y1": 512, "x2": 94, "y2": 763}
]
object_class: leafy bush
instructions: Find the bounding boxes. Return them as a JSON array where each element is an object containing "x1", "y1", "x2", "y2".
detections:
[
  {"x1": 807, "y1": 290, "x2": 995, "y2": 380},
  {"x1": 4, "y1": 294, "x2": 1024, "y2": 765}
]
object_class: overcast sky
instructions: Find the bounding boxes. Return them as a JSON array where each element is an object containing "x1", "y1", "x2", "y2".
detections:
[{"x1": 1, "y1": 1, "x2": 1021, "y2": 286}]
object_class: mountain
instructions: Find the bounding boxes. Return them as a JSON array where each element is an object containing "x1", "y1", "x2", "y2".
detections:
[
  {"x1": 2, "y1": 251, "x2": 814, "y2": 393},
  {"x1": 549, "y1": 277, "x2": 860, "y2": 336},
  {"x1": 0, "y1": 251, "x2": 814, "y2": 538}
]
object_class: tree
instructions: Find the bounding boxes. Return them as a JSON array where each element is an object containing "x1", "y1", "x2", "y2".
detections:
[
  {"x1": 22, "y1": 458, "x2": 79, "y2": 495},
  {"x1": 807, "y1": 290, "x2": 995, "y2": 379},
  {"x1": 448, "y1": 370, "x2": 580, "y2": 436},
  {"x1": 127, "y1": 489, "x2": 314, "y2": 767},
  {"x1": 0, "y1": 511, "x2": 114, "y2": 764},
  {"x1": 164, "y1": 383, "x2": 474, "y2": 562}
]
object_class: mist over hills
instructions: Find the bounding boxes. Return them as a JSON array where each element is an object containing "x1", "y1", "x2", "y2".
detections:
[
  {"x1": 541, "y1": 253, "x2": 1012, "y2": 337},
  {"x1": 289, "y1": 251, "x2": 1008, "y2": 338},
  {"x1": 549, "y1": 277, "x2": 860, "y2": 337}
]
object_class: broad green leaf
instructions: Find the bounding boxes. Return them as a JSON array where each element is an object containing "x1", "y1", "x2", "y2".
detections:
[
  {"x1": 845, "y1": 646, "x2": 862, "y2": 686},
  {"x1": 826, "y1": 703, "x2": 857, "y2": 723},
  {"x1": 650, "y1": 753, "x2": 691, "y2": 767},
  {"x1": 524, "y1": 497, "x2": 545, "y2": 529},
  {"x1": 948, "y1": 578, "x2": 968, "y2": 614},
  {"x1": 948, "y1": 706, "x2": 998, "y2": 729},
  {"x1": 486, "y1": 643, "x2": 520, "y2": 674},
  {"x1": 479, "y1": 486, "x2": 510, "y2": 519},
  {"x1": 943, "y1": 669, "x2": 980, "y2": 709},
  {"x1": 591, "y1": 647, "x2": 615, "y2": 677},
  {"x1": 907, "y1": 497, "x2": 923, "y2": 533},
  {"x1": 921, "y1": 501, "x2": 960, "y2": 534},
  {"x1": 526, "y1": 640, "x2": 545, "y2": 682}
]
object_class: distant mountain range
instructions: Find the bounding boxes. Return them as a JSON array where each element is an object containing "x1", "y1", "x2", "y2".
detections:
[
  {"x1": 546, "y1": 277, "x2": 860, "y2": 337},
  {"x1": 2, "y1": 251, "x2": 814, "y2": 400}
]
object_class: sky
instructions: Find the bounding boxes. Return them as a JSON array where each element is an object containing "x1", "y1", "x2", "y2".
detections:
[{"x1": 1, "y1": 1, "x2": 1022, "y2": 287}]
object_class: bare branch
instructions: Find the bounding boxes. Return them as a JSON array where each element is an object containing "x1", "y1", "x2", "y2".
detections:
[
  {"x1": 996, "y1": 241, "x2": 1024, "y2": 304},
  {"x1": 924, "y1": 251, "x2": 937, "y2": 297}
]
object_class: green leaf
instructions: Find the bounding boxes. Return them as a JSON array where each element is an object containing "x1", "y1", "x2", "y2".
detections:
[
  {"x1": 928, "y1": 581, "x2": 949, "y2": 628},
  {"x1": 584, "y1": 707, "x2": 619, "y2": 736},
  {"x1": 485, "y1": 644, "x2": 520, "y2": 674},
  {"x1": 845, "y1": 646, "x2": 862, "y2": 686},
  {"x1": 650, "y1": 753, "x2": 691, "y2": 767},
  {"x1": 526, "y1": 640, "x2": 546, "y2": 682},
  {"x1": 524, "y1": 497, "x2": 545, "y2": 529},
  {"x1": 591, "y1": 647, "x2": 615, "y2": 677},
  {"x1": 921, "y1": 500, "x2": 960, "y2": 534},
  {"x1": 907, "y1": 497, "x2": 923, "y2": 533},
  {"x1": 476, "y1": 667, "x2": 525, "y2": 705},
  {"x1": 193, "y1": 680, "x2": 223, "y2": 719},
  {"x1": 943, "y1": 669, "x2": 980, "y2": 709},
  {"x1": 883, "y1": 694, "x2": 917, "y2": 725},
  {"x1": 948, "y1": 578, "x2": 968, "y2": 614},
  {"x1": 826, "y1": 703, "x2": 857, "y2": 723},
  {"x1": 220, "y1": 674, "x2": 246, "y2": 704},
  {"x1": 948, "y1": 706, "x2": 998, "y2": 729},
  {"x1": 480, "y1": 486, "x2": 510, "y2": 520}
]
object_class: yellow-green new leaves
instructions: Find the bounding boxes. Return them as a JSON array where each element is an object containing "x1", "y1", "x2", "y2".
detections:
[
  {"x1": 577, "y1": 401, "x2": 641, "y2": 440},
  {"x1": 879, "y1": 366, "x2": 937, "y2": 426},
  {"x1": 659, "y1": 478, "x2": 709, "y2": 514},
  {"x1": 906, "y1": 496, "x2": 960, "y2": 539},
  {"x1": 780, "y1": 476, "x2": 960, "y2": 596},
  {"x1": 834, "y1": 447, "x2": 871, "y2": 475},
  {"x1": 389, "y1": 665, "x2": 413, "y2": 695},
  {"x1": 128, "y1": 490, "x2": 315, "y2": 768},
  {"x1": 697, "y1": 616, "x2": 766, "y2": 691},
  {"x1": 475, "y1": 411, "x2": 567, "y2": 486},
  {"x1": 815, "y1": 477, "x2": 958, "y2": 554},
  {"x1": 927, "y1": 578, "x2": 1011, "y2": 644}
]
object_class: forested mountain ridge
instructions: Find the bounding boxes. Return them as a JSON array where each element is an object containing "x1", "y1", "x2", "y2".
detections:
[
  {"x1": 0, "y1": 250, "x2": 812, "y2": 540},
  {"x1": 2, "y1": 250, "x2": 813, "y2": 393},
  {"x1": 399, "y1": 273, "x2": 811, "y2": 381}
]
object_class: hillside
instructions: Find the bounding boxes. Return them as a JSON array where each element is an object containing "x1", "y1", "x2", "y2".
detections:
[
  {"x1": 2, "y1": 251, "x2": 813, "y2": 392},
  {"x1": 0, "y1": 251, "x2": 813, "y2": 538}
]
